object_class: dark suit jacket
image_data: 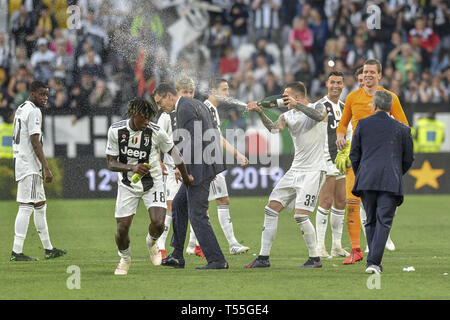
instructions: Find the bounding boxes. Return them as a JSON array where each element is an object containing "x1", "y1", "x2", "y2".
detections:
[
  {"x1": 175, "y1": 97, "x2": 226, "y2": 185},
  {"x1": 350, "y1": 112, "x2": 414, "y2": 205}
]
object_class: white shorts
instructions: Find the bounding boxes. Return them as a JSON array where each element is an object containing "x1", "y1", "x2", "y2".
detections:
[
  {"x1": 17, "y1": 174, "x2": 46, "y2": 203},
  {"x1": 269, "y1": 169, "x2": 326, "y2": 212},
  {"x1": 208, "y1": 173, "x2": 229, "y2": 201},
  {"x1": 115, "y1": 181, "x2": 167, "y2": 218},
  {"x1": 326, "y1": 159, "x2": 345, "y2": 180},
  {"x1": 163, "y1": 167, "x2": 182, "y2": 201}
]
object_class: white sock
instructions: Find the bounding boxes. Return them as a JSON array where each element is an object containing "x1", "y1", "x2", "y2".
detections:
[
  {"x1": 294, "y1": 213, "x2": 318, "y2": 257},
  {"x1": 156, "y1": 211, "x2": 172, "y2": 250},
  {"x1": 33, "y1": 204, "x2": 53, "y2": 250},
  {"x1": 360, "y1": 202, "x2": 367, "y2": 237},
  {"x1": 13, "y1": 204, "x2": 34, "y2": 253},
  {"x1": 217, "y1": 205, "x2": 238, "y2": 246},
  {"x1": 118, "y1": 247, "x2": 131, "y2": 260},
  {"x1": 189, "y1": 224, "x2": 199, "y2": 246},
  {"x1": 259, "y1": 206, "x2": 279, "y2": 256},
  {"x1": 315, "y1": 206, "x2": 329, "y2": 247},
  {"x1": 330, "y1": 206, "x2": 345, "y2": 249},
  {"x1": 146, "y1": 232, "x2": 158, "y2": 248}
]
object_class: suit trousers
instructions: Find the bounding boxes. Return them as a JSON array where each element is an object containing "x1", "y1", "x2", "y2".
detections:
[
  {"x1": 360, "y1": 190, "x2": 399, "y2": 266},
  {"x1": 170, "y1": 178, "x2": 226, "y2": 264}
]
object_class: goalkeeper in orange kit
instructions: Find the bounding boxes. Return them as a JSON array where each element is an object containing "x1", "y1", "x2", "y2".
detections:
[{"x1": 335, "y1": 59, "x2": 409, "y2": 264}]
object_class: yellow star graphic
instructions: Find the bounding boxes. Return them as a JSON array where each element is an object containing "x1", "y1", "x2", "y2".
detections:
[{"x1": 409, "y1": 160, "x2": 445, "y2": 189}]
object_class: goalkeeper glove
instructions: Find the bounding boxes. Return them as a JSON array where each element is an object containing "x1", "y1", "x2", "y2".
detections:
[{"x1": 335, "y1": 142, "x2": 351, "y2": 174}]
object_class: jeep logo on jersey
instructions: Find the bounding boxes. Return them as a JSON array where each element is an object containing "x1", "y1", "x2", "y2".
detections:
[{"x1": 120, "y1": 146, "x2": 148, "y2": 160}]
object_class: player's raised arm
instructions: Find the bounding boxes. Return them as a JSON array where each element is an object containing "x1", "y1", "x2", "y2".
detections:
[
  {"x1": 247, "y1": 101, "x2": 287, "y2": 133},
  {"x1": 283, "y1": 95, "x2": 327, "y2": 122}
]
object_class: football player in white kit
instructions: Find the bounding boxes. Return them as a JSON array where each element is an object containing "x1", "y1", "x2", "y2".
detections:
[
  {"x1": 106, "y1": 97, "x2": 192, "y2": 275},
  {"x1": 245, "y1": 81, "x2": 328, "y2": 268},
  {"x1": 315, "y1": 71, "x2": 351, "y2": 259},
  {"x1": 10, "y1": 81, "x2": 67, "y2": 261}
]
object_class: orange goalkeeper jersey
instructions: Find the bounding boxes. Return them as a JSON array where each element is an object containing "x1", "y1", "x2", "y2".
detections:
[{"x1": 336, "y1": 86, "x2": 409, "y2": 136}]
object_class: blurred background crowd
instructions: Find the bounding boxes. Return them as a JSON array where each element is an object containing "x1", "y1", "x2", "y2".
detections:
[{"x1": 0, "y1": 0, "x2": 449, "y2": 126}]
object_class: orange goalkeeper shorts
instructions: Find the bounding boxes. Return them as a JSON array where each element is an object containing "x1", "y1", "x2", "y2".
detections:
[{"x1": 345, "y1": 166, "x2": 360, "y2": 202}]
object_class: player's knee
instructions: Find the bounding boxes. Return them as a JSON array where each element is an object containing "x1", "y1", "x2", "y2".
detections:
[
  {"x1": 117, "y1": 221, "x2": 131, "y2": 236},
  {"x1": 267, "y1": 201, "x2": 283, "y2": 213},
  {"x1": 216, "y1": 197, "x2": 229, "y2": 206},
  {"x1": 319, "y1": 196, "x2": 333, "y2": 210}
]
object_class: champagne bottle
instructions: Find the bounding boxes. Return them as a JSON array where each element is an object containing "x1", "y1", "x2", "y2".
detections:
[
  {"x1": 257, "y1": 94, "x2": 286, "y2": 108},
  {"x1": 131, "y1": 163, "x2": 152, "y2": 183}
]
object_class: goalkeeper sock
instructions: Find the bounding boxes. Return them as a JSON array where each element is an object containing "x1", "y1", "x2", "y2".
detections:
[
  {"x1": 12, "y1": 204, "x2": 34, "y2": 254},
  {"x1": 156, "y1": 211, "x2": 172, "y2": 250},
  {"x1": 33, "y1": 204, "x2": 53, "y2": 250},
  {"x1": 189, "y1": 224, "x2": 199, "y2": 246},
  {"x1": 346, "y1": 199, "x2": 361, "y2": 249},
  {"x1": 295, "y1": 213, "x2": 318, "y2": 257},
  {"x1": 360, "y1": 202, "x2": 367, "y2": 237},
  {"x1": 330, "y1": 206, "x2": 345, "y2": 249},
  {"x1": 315, "y1": 207, "x2": 329, "y2": 248},
  {"x1": 259, "y1": 206, "x2": 279, "y2": 256}
]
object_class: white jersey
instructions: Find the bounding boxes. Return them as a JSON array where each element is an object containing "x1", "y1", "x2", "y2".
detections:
[
  {"x1": 204, "y1": 99, "x2": 221, "y2": 131},
  {"x1": 283, "y1": 103, "x2": 327, "y2": 172},
  {"x1": 156, "y1": 111, "x2": 176, "y2": 168},
  {"x1": 13, "y1": 100, "x2": 43, "y2": 181},
  {"x1": 106, "y1": 119, "x2": 174, "y2": 192}
]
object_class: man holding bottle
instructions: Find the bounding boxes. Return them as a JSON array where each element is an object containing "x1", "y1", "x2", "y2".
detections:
[{"x1": 245, "y1": 81, "x2": 328, "y2": 269}]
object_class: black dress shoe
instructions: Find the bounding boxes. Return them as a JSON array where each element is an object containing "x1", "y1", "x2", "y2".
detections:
[
  {"x1": 196, "y1": 260, "x2": 229, "y2": 270},
  {"x1": 161, "y1": 254, "x2": 185, "y2": 268}
]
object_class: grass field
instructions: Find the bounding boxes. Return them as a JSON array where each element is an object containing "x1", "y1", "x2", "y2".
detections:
[{"x1": 0, "y1": 195, "x2": 449, "y2": 300}]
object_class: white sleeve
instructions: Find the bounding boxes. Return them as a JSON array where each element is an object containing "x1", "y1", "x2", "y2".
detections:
[
  {"x1": 157, "y1": 113, "x2": 172, "y2": 138},
  {"x1": 154, "y1": 127, "x2": 174, "y2": 154},
  {"x1": 106, "y1": 126, "x2": 119, "y2": 156},
  {"x1": 27, "y1": 108, "x2": 42, "y2": 136}
]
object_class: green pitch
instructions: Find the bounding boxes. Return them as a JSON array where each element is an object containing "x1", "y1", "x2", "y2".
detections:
[{"x1": 0, "y1": 195, "x2": 449, "y2": 300}]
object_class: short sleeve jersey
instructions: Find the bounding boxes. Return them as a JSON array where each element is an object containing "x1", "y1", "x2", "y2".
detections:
[
  {"x1": 106, "y1": 119, "x2": 174, "y2": 192},
  {"x1": 13, "y1": 101, "x2": 43, "y2": 181}
]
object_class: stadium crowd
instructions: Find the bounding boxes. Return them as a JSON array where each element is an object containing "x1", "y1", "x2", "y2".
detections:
[{"x1": 0, "y1": 0, "x2": 449, "y2": 125}]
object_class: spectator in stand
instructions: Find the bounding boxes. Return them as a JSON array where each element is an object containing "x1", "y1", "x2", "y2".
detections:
[
  {"x1": 332, "y1": 4, "x2": 353, "y2": 39},
  {"x1": 47, "y1": 77, "x2": 68, "y2": 111},
  {"x1": 207, "y1": 16, "x2": 230, "y2": 74},
  {"x1": 70, "y1": 72, "x2": 94, "y2": 125},
  {"x1": 251, "y1": 0, "x2": 282, "y2": 43},
  {"x1": 89, "y1": 79, "x2": 114, "y2": 109},
  {"x1": 9, "y1": 46, "x2": 32, "y2": 76},
  {"x1": 405, "y1": 80, "x2": 421, "y2": 103},
  {"x1": 52, "y1": 39, "x2": 75, "y2": 87},
  {"x1": 80, "y1": 50, "x2": 105, "y2": 80},
  {"x1": 77, "y1": 42, "x2": 102, "y2": 69},
  {"x1": 289, "y1": 17, "x2": 313, "y2": 53},
  {"x1": 443, "y1": 67, "x2": 450, "y2": 101},
  {"x1": 389, "y1": 79, "x2": 406, "y2": 106},
  {"x1": 264, "y1": 71, "x2": 282, "y2": 96},
  {"x1": 13, "y1": 80, "x2": 29, "y2": 108},
  {"x1": 309, "y1": 8, "x2": 328, "y2": 63},
  {"x1": 9, "y1": 4, "x2": 33, "y2": 48},
  {"x1": 428, "y1": 0, "x2": 449, "y2": 49},
  {"x1": 25, "y1": 25, "x2": 45, "y2": 58},
  {"x1": 408, "y1": 17, "x2": 440, "y2": 68},
  {"x1": 7, "y1": 65, "x2": 33, "y2": 101},
  {"x1": 30, "y1": 38, "x2": 55, "y2": 84},
  {"x1": 420, "y1": 75, "x2": 449, "y2": 103},
  {"x1": 219, "y1": 45, "x2": 240, "y2": 76},
  {"x1": 37, "y1": 5, "x2": 58, "y2": 39},
  {"x1": 348, "y1": 0, "x2": 362, "y2": 30},
  {"x1": 237, "y1": 71, "x2": 265, "y2": 102},
  {"x1": 0, "y1": 33, "x2": 10, "y2": 72},
  {"x1": 229, "y1": 0, "x2": 250, "y2": 50},
  {"x1": 284, "y1": 40, "x2": 316, "y2": 78},
  {"x1": 0, "y1": 70, "x2": 11, "y2": 109},
  {"x1": 251, "y1": 38, "x2": 274, "y2": 67},
  {"x1": 253, "y1": 53, "x2": 270, "y2": 83},
  {"x1": 340, "y1": 72, "x2": 358, "y2": 102},
  {"x1": 431, "y1": 47, "x2": 449, "y2": 76},
  {"x1": 346, "y1": 35, "x2": 375, "y2": 71},
  {"x1": 49, "y1": 28, "x2": 74, "y2": 56},
  {"x1": 387, "y1": 43, "x2": 422, "y2": 83},
  {"x1": 228, "y1": 107, "x2": 247, "y2": 132},
  {"x1": 79, "y1": 7, "x2": 109, "y2": 55}
]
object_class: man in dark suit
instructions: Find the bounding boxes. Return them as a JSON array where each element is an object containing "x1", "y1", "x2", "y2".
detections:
[
  {"x1": 349, "y1": 90, "x2": 414, "y2": 274},
  {"x1": 153, "y1": 83, "x2": 229, "y2": 269}
]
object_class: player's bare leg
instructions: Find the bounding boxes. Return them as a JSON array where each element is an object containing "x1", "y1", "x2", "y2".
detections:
[
  {"x1": 146, "y1": 206, "x2": 166, "y2": 266},
  {"x1": 115, "y1": 215, "x2": 133, "y2": 275},
  {"x1": 216, "y1": 196, "x2": 249, "y2": 255},
  {"x1": 295, "y1": 209, "x2": 322, "y2": 268}
]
